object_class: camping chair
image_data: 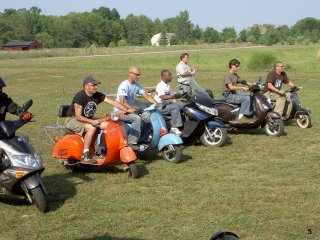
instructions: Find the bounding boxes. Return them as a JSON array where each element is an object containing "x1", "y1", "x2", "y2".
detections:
[{"x1": 42, "y1": 105, "x2": 70, "y2": 143}]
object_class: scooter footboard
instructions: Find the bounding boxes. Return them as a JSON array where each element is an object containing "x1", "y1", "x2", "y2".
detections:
[
  {"x1": 158, "y1": 133, "x2": 183, "y2": 150},
  {"x1": 120, "y1": 147, "x2": 137, "y2": 163}
]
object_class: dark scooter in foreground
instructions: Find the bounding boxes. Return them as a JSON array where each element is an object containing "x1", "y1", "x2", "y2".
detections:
[
  {"x1": 208, "y1": 81, "x2": 284, "y2": 137},
  {"x1": 0, "y1": 100, "x2": 48, "y2": 212},
  {"x1": 174, "y1": 78, "x2": 228, "y2": 147}
]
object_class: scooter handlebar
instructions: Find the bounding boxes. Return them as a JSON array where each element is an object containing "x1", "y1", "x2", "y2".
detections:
[{"x1": 98, "y1": 111, "x2": 126, "y2": 123}]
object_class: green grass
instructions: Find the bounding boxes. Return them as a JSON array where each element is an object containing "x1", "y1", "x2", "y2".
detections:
[{"x1": 0, "y1": 45, "x2": 319, "y2": 240}]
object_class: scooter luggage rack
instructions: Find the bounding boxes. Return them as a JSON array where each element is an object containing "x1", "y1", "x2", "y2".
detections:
[{"x1": 42, "y1": 105, "x2": 70, "y2": 143}]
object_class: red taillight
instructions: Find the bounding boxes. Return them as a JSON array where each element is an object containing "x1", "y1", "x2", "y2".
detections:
[{"x1": 160, "y1": 127, "x2": 168, "y2": 136}]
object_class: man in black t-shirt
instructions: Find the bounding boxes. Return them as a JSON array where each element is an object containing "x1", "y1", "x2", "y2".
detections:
[
  {"x1": 264, "y1": 61, "x2": 299, "y2": 120},
  {"x1": 66, "y1": 76, "x2": 132, "y2": 163}
]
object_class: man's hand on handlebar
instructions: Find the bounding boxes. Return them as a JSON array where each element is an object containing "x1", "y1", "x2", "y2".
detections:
[
  {"x1": 126, "y1": 108, "x2": 134, "y2": 114},
  {"x1": 92, "y1": 120, "x2": 100, "y2": 127}
]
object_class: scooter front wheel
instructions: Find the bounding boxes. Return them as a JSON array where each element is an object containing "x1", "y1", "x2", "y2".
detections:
[
  {"x1": 200, "y1": 127, "x2": 227, "y2": 147},
  {"x1": 127, "y1": 163, "x2": 139, "y2": 179},
  {"x1": 296, "y1": 114, "x2": 311, "y2": 128},
  {"x1": 162, "y1": 145, "x2": 182, "y2": 164},
  {"x1": 265, "y1": 118, "x2": 284, "y2": 137},
  {"x1": 30, "y1": 186, "x2": 48, "y2": 213}
]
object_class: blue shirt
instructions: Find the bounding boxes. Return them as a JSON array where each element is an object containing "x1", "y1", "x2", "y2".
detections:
[{"x1": 114, "y1": 80, "x2": 145, "y2": 112}]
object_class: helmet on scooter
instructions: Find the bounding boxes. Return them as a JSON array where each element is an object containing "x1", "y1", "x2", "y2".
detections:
[{"x1": 0, "y1": 77, "x2": 6, "y2": 87}]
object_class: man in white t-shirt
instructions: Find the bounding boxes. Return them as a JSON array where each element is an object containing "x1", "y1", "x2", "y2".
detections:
[
  {"x1": 154, "y1": 70, "x2": 185, "y2": 136},
  {"x1": 176, "y1": 53, "x2": 197, "y2": 94}
]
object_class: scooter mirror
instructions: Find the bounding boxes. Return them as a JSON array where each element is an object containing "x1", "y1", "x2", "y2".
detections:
[{"x1": 22, "y1": 99, "x2": 33, "y2": 111}]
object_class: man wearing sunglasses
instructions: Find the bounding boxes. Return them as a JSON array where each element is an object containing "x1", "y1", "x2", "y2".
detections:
[
  {"x1": 222, "y1": 59, "x2": 254, "y2": 123},
  {"x1": 115, "y1": 66, "x2": 156, "y2": 150},
  {"x1": 66, "y1": 76, "x2": 130, "y2": 163},
  {"x1": 264, "y1": 61, "x2": 298, "y2": 120}
]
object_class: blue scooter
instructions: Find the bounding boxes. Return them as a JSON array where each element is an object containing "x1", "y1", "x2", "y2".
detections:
[{"x1": 126, "y1": 103, "x2": 183, "y2": 164}]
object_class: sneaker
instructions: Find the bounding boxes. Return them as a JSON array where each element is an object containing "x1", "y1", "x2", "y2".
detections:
[
  {"x1": 129, "y1": 143, "x2": 148, "y2": 151},
  {"x1": 81, "y1": 151, "x2": 96, "y2": 164},
  {"x1": 238, "y1": 115, "x2": 254, "y2": 123},
  {"x1": 170, "y1": 127, "x2": 182, "y2": 136}
]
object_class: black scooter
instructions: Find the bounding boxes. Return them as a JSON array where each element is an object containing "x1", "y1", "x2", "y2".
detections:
[
  {"x1": 207, "y1": 81, "x2": 284, "y2": 137},
  {"x1": 0, "y1": 100, "x2": 48, "y2": 212},
  {"x1": 269, "y1": 86, "x2": 312, "y2": 128}
]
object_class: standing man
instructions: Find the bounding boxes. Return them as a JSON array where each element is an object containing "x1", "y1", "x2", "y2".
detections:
[
  {"x1": 66, "y1": 76, "x2": 131, "y2": 163},
  {"x1": 264, "y1": 61, "x2": 299, "y2": 120},
  {"x1": 222, "y1": 59, "x2": 254, "y2": 123},
  {"x1": 176, "y1": 53, "x2": 197, "y2": 94},
  {"x1": 154, "y1": 70, "x2": 185, "y2": 136},
  {"x1": 115, "y1": 66, "x2": 156, "y2": 150}
]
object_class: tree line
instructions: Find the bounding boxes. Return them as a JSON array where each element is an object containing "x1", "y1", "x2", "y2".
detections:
[{"x1": 1, "y1": 6, "x2": 320, "y2": 49}]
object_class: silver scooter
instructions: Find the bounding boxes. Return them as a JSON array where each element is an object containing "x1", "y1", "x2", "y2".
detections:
[{"x1": 0, "y1": 100, "x2": 48, "y2": 212}]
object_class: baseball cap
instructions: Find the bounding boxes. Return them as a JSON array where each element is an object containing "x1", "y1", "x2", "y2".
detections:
[{"x1": 83, "y1": 76, "x2": 101, "y2": 85}]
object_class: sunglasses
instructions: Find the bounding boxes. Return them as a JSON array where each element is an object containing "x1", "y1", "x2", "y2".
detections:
[{"x1": 130, "y1": 72, "x2": 141, "y2": 76}]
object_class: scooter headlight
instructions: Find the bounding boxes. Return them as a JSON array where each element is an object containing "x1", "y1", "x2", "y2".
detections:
[
  {"x1": 196, "y1": 103, "x2": 218, "y2": 116},
  {"x1": 10, "y1": 152, "x2": 41, "y2": 168}
]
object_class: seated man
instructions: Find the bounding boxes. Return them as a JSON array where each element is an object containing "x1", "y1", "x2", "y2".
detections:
[
  {"x1": 154, "y1": 70, "x2": 185, "y2": 136},
  {"x1": 0, "y1": 76, "x2": 32, "y2": 173},
  {"x1": 222, "y1": 59, "x2": 254, "y2": 123},
  {"x1": 66, "y1": 76, "x2": 131, "y2": 163},
  {"x1": 264, "y1": 61, "x2": 299, "y2": 120},
  {"x1": 115, "y1": 66, "x2": 157, "y2": 150}
]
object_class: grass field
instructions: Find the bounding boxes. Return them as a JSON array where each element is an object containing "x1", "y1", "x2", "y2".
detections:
[{"x1": 0, "y1": 44, "x2": 319, "y2": 240}]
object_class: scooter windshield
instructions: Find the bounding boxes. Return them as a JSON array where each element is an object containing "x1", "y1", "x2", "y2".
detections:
[{"x1": 188, "y1": 78, "x2": 215, "y2": 107}]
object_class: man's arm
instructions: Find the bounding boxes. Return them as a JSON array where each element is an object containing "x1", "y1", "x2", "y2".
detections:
[
  {"x1": 105, "y1": 96, "x2": 133, "y2": 113},
  {"x1": 74, "y1": 103, "x2": 95, "y2": 124},
  {"x1": 227, "y1": 83, "x2": 248, "y2": 91},
  {"x1": 118, "y1": 95, "x2": 135, "y2": 110},
  {"x1": 143, "y1": 92, "x2": 157, "y2": 104},
  {"x1": 267, "y1": 82, "x2": 282, "y2": 93}
]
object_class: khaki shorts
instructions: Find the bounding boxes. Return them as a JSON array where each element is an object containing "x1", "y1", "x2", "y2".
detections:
[{"x1": 65, "y1": 117, "x2": 85, "y2": 136}]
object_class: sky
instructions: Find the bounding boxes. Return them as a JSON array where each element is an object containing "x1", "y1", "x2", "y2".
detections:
[{"x1": 1, "y1": 0, "x2": 320, "y2": 32}]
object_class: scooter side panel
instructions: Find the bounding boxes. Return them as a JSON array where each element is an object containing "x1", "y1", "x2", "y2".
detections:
[
  {"x1": 206, "y1": 119, "x2": 225, "y2": 129},
  {"x1": 52, "y1": 134, "x2": 83, "y2": 160},
  {"x1": 158, "y1": 133, "x2": 183, "y2": 150},
  {"x1": 267, "y1": 111, "x2": 281, "y2": 119}
]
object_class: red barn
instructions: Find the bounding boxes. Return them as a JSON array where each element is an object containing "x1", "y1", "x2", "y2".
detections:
[{"x1": 3, "y1": 41, "x2": 42, "y2": 51}]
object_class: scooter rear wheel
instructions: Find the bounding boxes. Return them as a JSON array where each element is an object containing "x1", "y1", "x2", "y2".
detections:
[
  {"x1": 127, "y1": 163, "x2": 139, "y2": 179},
  {"x1": 296, "y1": 114, "x2": 311, "y2": 128},
  {"x1": 162, "y1": 145, "x2": 182, "y2": 164},
  {"x1": 30, "y1": 186, "x2": 48, "y2": 213}
]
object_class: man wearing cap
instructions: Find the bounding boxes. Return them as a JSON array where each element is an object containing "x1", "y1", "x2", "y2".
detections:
[{"x1": 66, "y1": 75, "x2": 132, "y2": 163}]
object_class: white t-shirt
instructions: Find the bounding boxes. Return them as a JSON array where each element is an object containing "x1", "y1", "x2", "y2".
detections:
[
  {"x1": 176, "y1": 61, "x2": 192, "y2": 83},
  {"x1": 154, "y1": 80, "x2": 174, "y2": 104}
]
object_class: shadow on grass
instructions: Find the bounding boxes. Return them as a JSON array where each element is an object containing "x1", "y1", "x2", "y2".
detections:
[
  {"x1": 136, "y1": 148, "x2": 192, "y2": 165},
  {"x1": 80, "y1": 234, "x2": 145, "y2": 240},
  {"x1": 42, "y1": 172, "x2": 92, "y2": 212}
]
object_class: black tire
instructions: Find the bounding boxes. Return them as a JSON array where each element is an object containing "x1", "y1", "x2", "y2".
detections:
[
  {"x1": 30, "y1": 186, "x2": 48, "y2": 213},
  {"x1": 265, "y1": 118, "x2": 284, "y2": 137},
  {"x1": 64, "y1": 159, "x2": 80, "y2": 172},
  {"x1": 127, "y1": 163, "x2": 139, "y2": 179},
  {"x1": 162, "y1": 145, "x2": 182, "y2": 164},
  {"x1": 296, "y1": 114, "x2": 311, "y2": 128},
  {"x1": 200, "y1": 127, "x2": 227, "y2": 147}
]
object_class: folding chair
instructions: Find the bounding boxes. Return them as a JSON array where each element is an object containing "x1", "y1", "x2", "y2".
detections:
[{"x1": 42, "y1": 105, "x2": 70, "y2": 143}]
